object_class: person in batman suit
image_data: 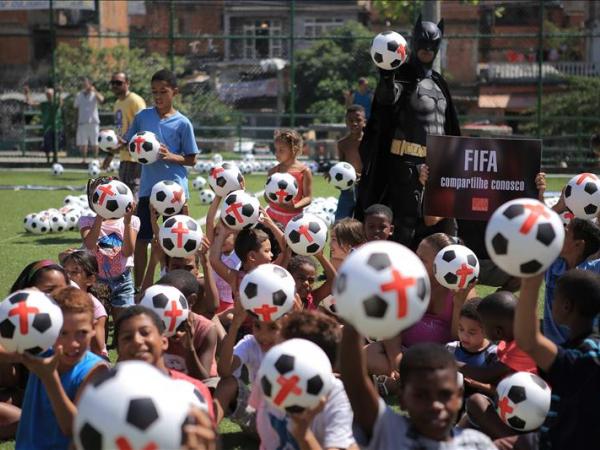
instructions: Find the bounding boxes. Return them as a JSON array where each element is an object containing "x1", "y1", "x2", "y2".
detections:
[{"x1": 356, "y1": 15, "x2": 460, "y2": 249}]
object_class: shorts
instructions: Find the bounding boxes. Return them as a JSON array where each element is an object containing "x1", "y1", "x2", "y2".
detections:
[
  {"x1": 265, "y1": 205, "x2": 299, "y2": 227},
  {"x1": 42, "y1": 130, "x2": 65, "y2": 153},
  {"x1": 335, "y1": 185, "x2": 357, "y2": 221},
  {"x1": 136, "y1": 197, "x2": 153, "y2": 241},
  {"x1": 217, "y1": 300, "x2": 234, "y2": 314},
  {"x1": 118, "y1": 161, "x2": 141, "y2": 196},
  {"x1": 99, "y1": 269, "x2": 135, "y2": 308},
  {"x1": 229, "y1": 378, "x2": 256, "y2": 434},
  {"x1": 76, "y1": 123, "x2": 100, "y2": 146}
]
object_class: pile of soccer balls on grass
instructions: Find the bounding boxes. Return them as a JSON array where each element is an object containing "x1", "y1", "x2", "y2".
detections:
[{"x1": 23, "y1": 194, "x2": 95, "y2": 235}]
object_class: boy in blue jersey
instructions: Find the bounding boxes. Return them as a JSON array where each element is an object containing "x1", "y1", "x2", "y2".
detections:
[
  {"x1": 123, "y1": 69, "x2": 199, "y2": 289},
  {"x1": 15, "y1": 287, "x2": 109, "y2": 450}
]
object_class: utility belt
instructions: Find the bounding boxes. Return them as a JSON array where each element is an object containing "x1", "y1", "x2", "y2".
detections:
[{"x1": 390, "y1": 139, "x2": 427, "y2": 158}]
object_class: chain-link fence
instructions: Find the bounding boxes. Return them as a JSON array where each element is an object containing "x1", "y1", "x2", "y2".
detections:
[{"x1": 0, "y1": 0, "x2": 598, "y2": 171}]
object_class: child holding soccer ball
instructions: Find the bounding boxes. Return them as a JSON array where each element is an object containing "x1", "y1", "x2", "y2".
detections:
[
  {"x1": 287, "y1": 253, "x2": 336, "y2": 311},
  {"x1": 265, "y1": 129, "x2": 313, "y2": 227}
]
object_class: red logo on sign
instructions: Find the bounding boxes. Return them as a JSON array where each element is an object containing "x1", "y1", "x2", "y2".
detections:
[{"x1": 472, "y1": 197, "x2": 489, "y2": 212}]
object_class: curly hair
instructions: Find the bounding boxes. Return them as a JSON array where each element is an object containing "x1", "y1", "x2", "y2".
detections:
[
  {"x1": 52, "y1": 286, "x2": 94, "y2": 319},
  {"x1": 274, "y1": 128, "x2": 303, "y2": 156}
]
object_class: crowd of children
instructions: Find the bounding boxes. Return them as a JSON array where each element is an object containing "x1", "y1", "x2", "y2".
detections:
[{"x1": 2, "y1": 67, "x2": 600, "y2": 450}]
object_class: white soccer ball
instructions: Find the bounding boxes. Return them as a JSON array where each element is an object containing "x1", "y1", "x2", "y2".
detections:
[
  {"x1": 239, "y1": 264, "x2": 296, "y2": 322},
  {"x1": 52, "y1": 163, "x2": 64, "y2": 176},
  {"x1": 212, "y1": 153, "x2": 223, "y2": 164},
  {"x1": 91, "y1": 180, "x2": 133, "y2": 220},
  {"x1": 243, "y1": 153, "x2": 255, "y2": 162},
  {"x1": 150, "y1": 180, "x2": 186, "y2": 217},
  {"x1": 329, "y1": 162, "x2": 356, "y2": 190},
  {"x1": 109, "y1": 159, "x2": 121, "y2": 173},
  {"x1": 140, "y1": 285, "x2": 189, "y2": 337},
  {"x1": 496, "y1": 372, "x2": 551, "y2": 432},
  {"x1": 220, "y1": 190, "x2": 260, "y2": 230},
  {"x1": 128, "y1": 131, "x2": 161, "y2": 165},
  {"x1": 485, "y1": 198, "x2": 564, "y2": 278},
  {"x1": 192, "y1": 176, "x2": 207, "y2": 190},
  {"x1": 257, "y1": 339, "x2": 333, "y2": 413},
  {"x1": 265, "y1": 173, "x2": 298, "y2": 205},
  {"x1": 172, "y1": 379, "x2": 210, "y2": 413},
  {"x1": 199, "y1": 189, "x2": 216, "y2": 205},
  {"x1": 23, "y1": 213, "x2": 37, "y2": 233},
  {"x1": 98, "y1": 129, "x2": 120, "y2": 152},
  {"x1": 0, "y1": 290, "x2": 63, "y2": 354},
  {"x1": 208, "y1": 162, "x2": 244, "y2": 197},
  {"x1": 74, "y1": 360, "x2": 195, "y2": 450},
  {"x1": 285, "y1": 213, "x2": 328, "y2": 256},
  {"x1": 333, "y1": 241, "x2": 430, "y2": 339},
  {"x1": 320, "y1": 295, "x2": 337, "y2": 315},
  {"x1": 63, "y1": 195, "x2": 79, "y2": 206},
  {"x1": 564, "y1": 173, "x2": 600, "y2": 220},
  {"x1": 88, "y1": 165, "x2": 101, "y2": 177},
  {"x1": 158, "y1": 215, "x2": 203, "y2": 258},
  {"x1": 193, "y1": 161, "x2": 206, "y2": 173},
  {"x1": 64, "y1": 210, "x2": 81, "y2": 230},
  {"x1": 49, "y1": 213, "x2": 68, "y2": 233},
  {"x1": 29, "y1": 215, "x2": 51, "y2": 234},
  {"x1": 559, "y1": 209, "x2": 574, "y2": 227},
  {"x1": 433, "y1": 244, "x2": 479, "y2": 290},
  {"x1": 370, "y1": 31, "x2": 408, "y2": 71}
]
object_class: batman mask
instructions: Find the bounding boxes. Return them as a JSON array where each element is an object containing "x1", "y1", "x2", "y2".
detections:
[{"x1": 411, "y1": 13, "x2": 444, "y2": 64}]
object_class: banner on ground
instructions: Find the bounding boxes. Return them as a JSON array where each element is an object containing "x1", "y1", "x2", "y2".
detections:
[{"x1": 423, "y1": 135, "x2": 541, "y2": 220}]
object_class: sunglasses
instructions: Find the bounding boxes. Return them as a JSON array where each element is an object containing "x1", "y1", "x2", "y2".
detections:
[{"x1": 110, "y1": 80, "x2": 124, "y2": 86}]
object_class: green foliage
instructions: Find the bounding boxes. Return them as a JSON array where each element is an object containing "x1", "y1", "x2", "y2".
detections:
[
  {"x1": 295, "y1": 21, "x2": 376, "y2": 123},
  {"x1": 179, "y1": 90, "x2": 236, "y2": 137},
  {"x1": 372, "y1": 0, "x2": 424, "y2": 24}
]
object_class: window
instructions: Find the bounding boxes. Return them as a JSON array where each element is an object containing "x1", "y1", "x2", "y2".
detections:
[
  {"x1": 243, "y1": 20, "x2": 283, "y2": 59},
  {"x1": 304, "y1": 17, "x2": 343, "y2": 37}
]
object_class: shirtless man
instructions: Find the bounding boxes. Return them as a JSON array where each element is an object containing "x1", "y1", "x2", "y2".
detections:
[{"x1": 334, "y1": 105, "x2": 366, "y2": 220}]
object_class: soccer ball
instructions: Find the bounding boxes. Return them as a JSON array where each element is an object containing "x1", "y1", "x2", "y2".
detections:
[
  {"x1": 370, "y1": 31, "x2": 408, "y2": 71},
  {"x1": 172, "y1": 379, "x2": 210, "y2": 413},
  {"x1": 91, "y1": 180, "x2": 134, "y2": 220},
  {"x1": 220, "y1": 190, "x2": 260, "y2": 230},
  {"x1": 128, "y1": 131, "x2": 161, "y2": 165},
  {"x1": 0, "y1": 290, "x2": 63, "y2": 354},
  {"x1": 64, "y1": 195, "x2": 79, "y2": 206},
  {"x1": 74, "y1": 360, "x2": 195, "y2": 450},
  {"x1": 192, "y1": 176, "x2": 207, "y2": 190},
  {"x1": 109, "y1": 159, "x2": 121, "y2": 173},
  {"x1": 564, "y1": 173, "x2": 600, "y2": 219},
  {"x1": 265, "y1": 173, "x2": 298, "y2": 205},
  {"x1": 320, "y1": 295, "x2": 337, "y2": 315},
  {"x1": 257, "y1": 338, "x2": 333, "y2": 413},
  {"x1": 433, "y1": 244, "x2": 479, "y2": 290},
  {"x1": 158, "y1": 215, "x2": 203, "y2": 258},
  {"x1": 285, "y1": 213, "x2": 328, "y2": 256},
  {"x1": 212, "y1": 153, "x2": 223, "y2": 164},
  {"x1": 208, "y1": 162, "x2": 244, "y2": 197},
  {"x1": 199, "y1": 189, "x2": 216, "y2": 205},
  {"x1": 140, "y1": 285, "x2": 189, "y2": 337},
  {"x1": 98, "y1": 129, "x2": 119, "y2": 152},
  {"x1": 333, "y1": 241, "x2": 430, "y2": 340},
  {"x1": 52, "y1": 163, "x2": 64, "y2": 176},
  {"x1": 88, "y1": 165, "x2": 101, "y2": 177},
  {"x1": 240, "y1": 264, "x2": 296, "y2": 322},
  {"x1": 485, "y1": 198, "x2": 564, "y2": 278},
  {"x1": 239, "y1": 162, "x2": 252, "y2": 175},
  {"x1": 23, "y1": 213, "x2": 37, "y2": 233},
  {"x1": 243, "y1": 153, "x2": 255, "y2": 162},
  {"x1": 49, "y1": 213, "x2": 68, "y2": 233},
  {"x1": 559, "y1": 209, "x2": 575, "y2": 227},
  {"x1": 64, "y1": 210, "x2": 81, "y2": 230},
  {"x1": 29, "y1": 215, "x2": 51, "y2": 234},
  {"x1": 150, "y1": 180, "x2": 186, "y2": 217},
  {"x1": 496, "y1": 372, "x2": 551, "y2": 432},
  {"x1": 328, "y1": 162, "x2": 356, "y2": 190}
]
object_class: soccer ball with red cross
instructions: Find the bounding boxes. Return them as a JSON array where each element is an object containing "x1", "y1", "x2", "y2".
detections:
[
  {"x1": 258, "y1": 338, "x2": 334, "y2": 413},
  {"x1": 496, "y1": 371, "x2": 551, "y2": 431},
  {"x1": 150, "y1": 180, "x2": 186, "y2": 217},
  {"x1": 220, "y1": 190, "x2": 260, "y2": 230},
  {"x1": 564, "y1": 172, "x2": 600, "y2": 220},
  {"x1": 433, "y1": 244, "x2": 479, "y2": 291},
  {"x1": 0, "y1": 290, "x2": 63, "y2": 354},
  {"x1": 139, "y1": 284, "x2": 189, "y2": 337},
  {"x1": 284, "y1": 213, "x2": 328, "y2": 256},
  {"x1": 265, "y1": 172, "x2": 298, "y2": 205},
  {"x1": 158, "y1": 215, "x2": 203, "y2": 258},
  {"x1": 485, "y1": 198, "x2": 564, "y2": 278},
  {"x1": 333, "y1": 241, "x2": 430, "y2": 340},
  {"x1": 128, "y1": 131, "x2": 161, "y2": 165},
  {"x1": 208, "y1": 162, "x2": 244, "y2": 197},
  {"x1": 240, "y1": 264, "x2": 295, "y2": 322},
  {"x1": 91, "y1": 179, "x2": 134, "y2": 220}
]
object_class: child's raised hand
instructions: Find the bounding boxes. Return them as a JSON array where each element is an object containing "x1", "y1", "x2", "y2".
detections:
[
  {"x1": 158, "y1": 144, "x2": 175, "y2": 162},
  {"x1": 289, "y1": 396, "x2": 327, "y2": 442},
  {"x1": 231, "y1": 296, "x2": 247, "y2": 324},
  {"x1": 453, "y1": 279, "x2": 477, "y2": 303},
  {"x1": 181, "y1": 406, "x2": 218, "y2": 450},
  {"x1": 124, "y1": 200, "x2": 136, "y2": 223},
  {"x1": 535, "y1": 172, "x2": 547, "y2": 194},
  {"x1": 418, "y1": 164, "x2": 429, "y2": 186},
  {"x1": 22, "y1": 345, "x2": 62, "y2": 380}
]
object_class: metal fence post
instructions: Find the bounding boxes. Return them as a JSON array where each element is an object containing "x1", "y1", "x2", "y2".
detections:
[
  {"x1": 289, "y1": 0, "x2": 296, "y2": 127},
  {"x1": 50, "y1": 0, "x2": 58, "y2": 164},
  {"x1": 536, "y1": 0, "x2": 544, "y2": 139},
  {"x1": 169, "y1": 0, "x2": 175, "y2": 72}
]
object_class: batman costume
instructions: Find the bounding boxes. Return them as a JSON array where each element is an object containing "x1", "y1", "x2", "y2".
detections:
[{"x1": 356, "y1": 15, "x2": 460, "y2": 248}]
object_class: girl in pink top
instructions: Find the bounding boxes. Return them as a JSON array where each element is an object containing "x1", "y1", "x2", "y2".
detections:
[
  {"x1": 265, "y1": 129, "x2": 313, "y2": 226},
  {"x1": 287, "y1": 253, "x2": 336, "y2": 311}
]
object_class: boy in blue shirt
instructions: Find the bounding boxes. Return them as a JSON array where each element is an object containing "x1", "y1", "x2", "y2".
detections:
[{"x1": 123, "y1": 69, "x2": 199, "y2": 289}]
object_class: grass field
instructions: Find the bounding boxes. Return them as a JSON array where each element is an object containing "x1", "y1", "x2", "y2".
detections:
[{"x1": 0, "y1": 169, "x2": 569, "y2": 449}]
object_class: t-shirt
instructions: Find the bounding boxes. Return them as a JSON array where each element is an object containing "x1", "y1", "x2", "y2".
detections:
[
  {"x1": 543, "y1": 257, "x2": 600, "y2": 345},
  {"x1": 352, "y1": 90, "x2": 372, "y2": 119},
  {"x1": 496, "y1": 340, "x2": 537, "y2": 374},
  {"x1": 353, "y1": 397, "x2": 496, "y2": 450},
  {"x1": 74, "y1": 90, "x2": 100, "y2": 124},
  {"x1": 446, "y1": 341, "x2": 497, "y2": 367},
  {"x1": 40, "y1": 101, "x2": 63, "y2": 133},
  {"x1": 539, "y1": 334, "x2": 600, "y2": 450},
  {"x1": 215, "y1": 251, "x2": 241, "y2": 303},
  {"x1": 16, "y1": 350, "x2": 104, "y2": 450},
  {"x1": 164, "y1": 312, "x2": 218, "y2": 377},
  {"x1": 123, "y1": 107, "x2": 198, "y2": 198},
  {"x1": 253, "y1": 377, "x2": 355, "y2": 450},
  {"x1": 78, "y1": 215, "x2": 141, "y2": 279},
  {"x1": 402, "y1": 293, "x2": 453, "y2": 347},
  {"x1": 114, "y1": 92, "x2": 146, "y2": 162},
  {"x1": 233, "y1": 334, "x2": 264, "y2": 382},
  {"x1": 169, "y1": 369, "x2": 215, "y2": 422}
]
